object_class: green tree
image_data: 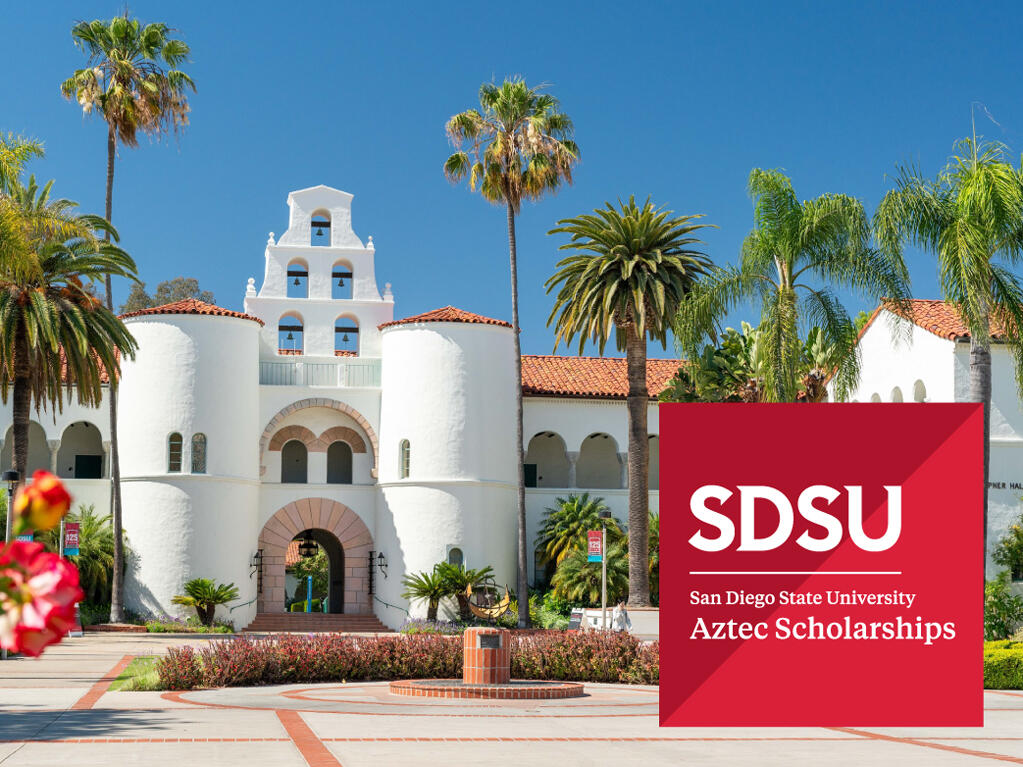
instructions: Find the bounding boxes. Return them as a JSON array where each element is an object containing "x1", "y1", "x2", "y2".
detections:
[
  {"x1": 444, "y1": 78, "x2": 579, "y2": 627},
  {"x1": 874, "y1": 134, "x2": 1023, "y2": 576},
  {"x1": 993, "y1": 512, "x2": 1023, "y2": 581},
  {"x1": 551, "y1": 540, "x2": 629, "y2": 606},
  {"x1": 0, "y1": 177, "x2": 138, "y2": 488},
  {"x1": 289, "y1": 548, "x2": 328, "y2": 601},
  {"x1": 40, "y1": 505, "x2": 124, "y2": 605},
  {"x1": 435, "y1": 563, "x2": 496, "y2": 621},
  {"x1": 547, "y1": 197, "x2": 712, "y2": 606},
  {"x1": 676, "y1": 168, "x2": 910, "y2": 403},
  {"x1": 120, "y1": 277, "x2": 215, "y2": 314},
  {"x1": 0, "y1": 134, "x2": 43, "y2": 192},
  {"x1": 535, "y1": 493, "x2": 622, "y2": 569},
  {"x1": 648, "y1": 512, "x2": 659, "y2": 606},
  {"x1": 171, "y1": 578, "x2": 238, "y2": 627},
  {"x1": 62, "y1": 13, "x2": 195, "y2": 623},
  {"x1": 985, "y1": 571, "x2": 1023, "y2": 640},
  {"x1": 400, "y1": 568, "x2": 449, "y2": 621}
]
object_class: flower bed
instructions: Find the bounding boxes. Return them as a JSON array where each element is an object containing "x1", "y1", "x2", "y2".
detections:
[{"x1": 156, "y1": 631, "x2": 658, "y2": 690}]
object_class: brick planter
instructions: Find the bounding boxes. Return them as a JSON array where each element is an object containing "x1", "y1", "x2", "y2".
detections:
[
  {"x1": 462, "y1": 626, "x2": 509, "y2": 685},
  {"x1": 389, "y1": 679, "x2": 584, "y2": 699}
]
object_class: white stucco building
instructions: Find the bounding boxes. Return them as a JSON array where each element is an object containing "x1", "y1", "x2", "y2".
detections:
[
  {"x1": 834, "y1": 299, "x2": 1023, "y2": 579},
  {"x1": 3, "y1": 185, "x2": 669, "y2": 630}
]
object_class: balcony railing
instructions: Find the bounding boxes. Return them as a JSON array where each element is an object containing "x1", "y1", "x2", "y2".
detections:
[{"x1": 259, "y1": 358, "x2": 381, "y2": 387}]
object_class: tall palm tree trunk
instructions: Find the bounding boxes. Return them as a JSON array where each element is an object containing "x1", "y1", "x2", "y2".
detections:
[
  {"x1": 505, "y1": 197, "x2": 529, "y2": 628},
  {"x1": 625, "y1": 321, "x2": 650, "y2": 606},
  {"x1": 103, "y1": 124, "x2": 126, "y2": 623},
  {"x1": 970, "y1": 337, "x2": 991, "y2": 587},
  {"x1": 8, "y1": 336, "x2": 31, "y2": 540}
]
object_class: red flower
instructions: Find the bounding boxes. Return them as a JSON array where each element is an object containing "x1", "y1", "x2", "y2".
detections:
[
  {"x1": 0, "y1": 541, "x2": 83, "y2": 657},
  {"x1": 14, "y1": 471, "x2": 72, "y2": 532}
]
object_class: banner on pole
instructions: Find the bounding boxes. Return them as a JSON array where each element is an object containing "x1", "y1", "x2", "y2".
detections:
[
  {"x1": 63, "y1": 522, "x2": 80, "y2": 556},
  {"x1": 587, "y1": 530, "x2": 602, "y2": 562}
]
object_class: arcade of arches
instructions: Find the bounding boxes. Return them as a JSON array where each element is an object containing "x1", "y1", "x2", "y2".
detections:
[
  {"x1": 524, "y1": 431, "x2": 659, "y2": 490},
  {"x1": 257, "y1": 498, "x2": 372, "y2": 614}
]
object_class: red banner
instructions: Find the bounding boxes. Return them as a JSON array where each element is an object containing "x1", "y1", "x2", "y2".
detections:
[
  {"x1": 660, "y1": 403, "x2": 983, "y2": 726},
  {"x1": 587, "y1": 530, "x2": 602, "y2": 562}
]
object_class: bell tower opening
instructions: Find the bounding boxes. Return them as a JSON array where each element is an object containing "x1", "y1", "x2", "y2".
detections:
[
  {"x1": 332, "y1": 260, "x2": 353, "y2": 300},
  {"x1": 278, "y1": 312, "x2": 304, "y2": 355},
  {"x1": 311, "y1": 210, "x2": 331, "y2": 246},
  {"x1": 335, "y1": 316, "x2": 360, "y2": 356},
  {"x1": 286, "y1": 259, "x2": 308, "y2": 298}
]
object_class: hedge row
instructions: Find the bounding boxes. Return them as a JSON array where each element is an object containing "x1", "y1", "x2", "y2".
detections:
[
  {"x1": 985, "y1": 640, "x2": 1023, "y2": 690},
  {"x1": 156, "y1": 631, "x2": 658, "y2": 690}
]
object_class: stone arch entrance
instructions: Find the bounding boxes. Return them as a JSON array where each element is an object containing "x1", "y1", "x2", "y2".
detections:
[{"x1": 258, "y1": 499, "x2": 372, "y2": 615}]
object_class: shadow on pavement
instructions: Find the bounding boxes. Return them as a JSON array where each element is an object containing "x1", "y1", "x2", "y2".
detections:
[{"x1": 0, "y1": 709, "x2": 176, "y2": 741}]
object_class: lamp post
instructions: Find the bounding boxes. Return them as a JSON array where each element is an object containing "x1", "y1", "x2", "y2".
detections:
[
  {"x1": 2, "y1": 469, "x2": 17, "y2": 659},
  {"x1": 598, "y1": 509, "x2": 611, "y2": 631},
  {"x1": 3, "y1": 470, "x2": 19, "y2": 544}
]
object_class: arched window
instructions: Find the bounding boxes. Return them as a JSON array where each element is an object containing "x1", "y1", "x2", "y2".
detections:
[
  {"x1": 168, "y1": 433, "x2": 183, "y2": 473},
  {"x1": 891, "y1": 386, "x2": 904, "y2": 403},
  {"x1": 278, "y1": 313, "x2": 304, "y2": 355},
  {"x1": 334, "y1": 317, "x2": 360, "y2": 356},
  {"x1": 398, "y1": 439, "x2": 410, "y2": 479},
  {"x1": 281, "y1": 440, "x2": 308, "y2": 483},
  {"x1": 191, "y1": 433, "x2": 207, "y2": 474},
  {"x1": 56, "y1": 421, "x2": 104, "y2": 479},
  {"x1": 524, "y1": 432, "x2": 570, "y2": 487},
  {"x1": 870, "y1": 393, "x2": 881, "y2": 403},
  {"x1": 311, "y1": 211, "x2": 331, "y2": 246},
  {"x1": 913, "y1": 380, "x2": 927, "y2": 403},
  {"x1": 447, "y1": 547, "x2": 463, "y2": 567},
  {"x1": 332, "y1": 260, "x2": 353, "y2": 300},
  {"x1": 327, "y1": 441, "x2": 353, "y2": 484},
  {"x1": 286, "y1": 259, "x2": 308, "y2": 298},
  {"x1": 576, "y1": 433, "x2": 621, "y2": 489},
  {"x1": 648, "y1": 434, "x2": 659, "y2": 490}
]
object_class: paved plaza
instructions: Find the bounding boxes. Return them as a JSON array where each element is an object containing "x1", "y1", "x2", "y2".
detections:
[{"x1": 1, "y1": 634, "x2": 1022, "y2": 766}]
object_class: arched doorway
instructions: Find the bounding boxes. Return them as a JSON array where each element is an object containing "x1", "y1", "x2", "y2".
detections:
[
  {"x1": 286, "y1": 529, "x2": 346, "y2": 613},
  {"x1": 257, "y1": 499, "x2": 372, "y2": 615}
]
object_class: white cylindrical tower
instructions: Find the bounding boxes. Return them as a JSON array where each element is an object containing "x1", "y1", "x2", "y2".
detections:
[
  {"x1": 375, "y1": 308, "x2": 517, "y2": 627},
  {"x1": 118, "y1": 302, "x2": 262, "y2": 628}
]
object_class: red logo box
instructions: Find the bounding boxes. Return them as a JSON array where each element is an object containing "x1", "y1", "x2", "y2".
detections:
[{"x1": 660, "y1": 403, "x2": 983, "y2": 727}]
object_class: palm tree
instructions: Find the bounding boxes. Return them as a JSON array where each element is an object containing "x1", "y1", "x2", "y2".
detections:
[
  {"x1": 172, "y1": 578, "x2": 239, "y2": 627},
  {"x1": 400, "y1": 568, "x2": 449, "y2": 621},
  {"x1": 40, "y1": 505, "x2": 124, "y2": 605},
  {"x1": 874, "y1": 134, "x2": 1023, "y2": 577},
  {"x1": 676, "y1": 168, "x2": 911, "y2": 403},
  {"x1": 535, "y1": 493, "x2": 622, "y2": 569},
  {"x1": 647, "y1": 512, "x2": 659, "y2": 606},
  {"x1": 546, "y1": 197, "x2": 712, "y2": 606},
  {"x1": 551, "y1": 540, "x2": 629, "y2": 606},
  {"x1": 61, "y1": 13, "x2": 194, "y2": 622},
  {"x1": 0, "y1": 134, "x2": 43, "y2": 191},
  {"x1": 435, "y1": 563, "x2": 496, "y2": 621},
  {"x1": 444, "y1": 78, "x2": 578, "y2": 627},
  {"x1": 0, "y1": 177, "x2": 138, "y2": 488}
]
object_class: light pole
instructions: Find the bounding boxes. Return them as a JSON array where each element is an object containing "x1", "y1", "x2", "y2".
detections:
[
  {"x1": 2, "y1": 469, "x2": 18, "y2": 660},
  {"x1": 3, "y1": 470, "x2": 19, "y2": 544},
  {"x1": 599, "y1": 509, "x2": 611, "y2": 631}
]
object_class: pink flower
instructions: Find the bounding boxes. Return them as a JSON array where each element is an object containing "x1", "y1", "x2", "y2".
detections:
[{"x1": 0, "y1": 541, "x2": 83, "y2": 657}]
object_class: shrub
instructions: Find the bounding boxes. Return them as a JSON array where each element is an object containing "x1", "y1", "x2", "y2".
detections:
[
  {"x1": 400, "y1": 618, "x2": 463, "y2": 635},
  {"x1": 985, "y1": 641, "x2": 1023, "y2": 689},
  {"x1": 156, "y1": 631, "x2": 659, "y2": 690},
  {"x1": 145, "y1": 615, "x2": 234, "y2": 634},
  {"x1": 985, "y1": 571, "x2": 1023, "y2": 640}
]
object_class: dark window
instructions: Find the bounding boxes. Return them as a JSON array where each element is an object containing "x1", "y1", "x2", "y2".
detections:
[
  {"x1": 168, "y1": 433, "x2": 183, "y2": 473},
  {"x1": 524, "y1": 463, "x2": 538, "y2": 488},
  {"x1": 281, "y1": 440, "x2": 308, "y2": 483},
  {"x1": 191, "y1": 433, "x2": 207, "y2": 474},
  {"x1": 327, "y1": 441, "x2": 353, "y2": 484},
  {"x1": 74, "y1": 455, "x2": 102, "y2": 479}
]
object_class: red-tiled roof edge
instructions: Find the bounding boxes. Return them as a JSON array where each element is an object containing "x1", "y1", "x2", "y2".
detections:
[
  {"x1": 520, "y1": 355, "x2": 682, "y2": 400},
  {"x1": 120, "y1": 298, "x2": 265, "y2": 326},
  {"x1": 379, "y1": 305, "x2": 511, "y2": 330}
]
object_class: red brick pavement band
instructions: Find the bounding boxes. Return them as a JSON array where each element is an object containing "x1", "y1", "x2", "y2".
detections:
[
  {"x1": 276, "y1": 709, "x2": 343, "y2": 767},
  {"x1": 71, "y1": 654, "x2": 135, "y2": 711},
  {"x1": 462, "y1": 626, "x2": 509, "y2": 685}
]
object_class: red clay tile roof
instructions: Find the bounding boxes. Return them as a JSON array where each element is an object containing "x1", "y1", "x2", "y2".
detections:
[
  {"x1": 868, "y1": 299, "x2": 1010, "y2": 341},
  {"x1": 285, "y1": 540, "x2": 300, "y2": 568},
  {"x1": 521, "y1": 355, "x2": 681, "y2": 399},
  {"x1": 379, "y1": 306, "x2": 511, "y2": 329},
  {"x1": 120, "y1": 298, "x2": 265, "y2": 326}
]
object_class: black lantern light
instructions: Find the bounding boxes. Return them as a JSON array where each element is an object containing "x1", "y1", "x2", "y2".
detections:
[
  {"x1": 298, "y1": 533, "x2": 318, "y2": 559},
  {"x1": 376, "y1": 551, "x2": 388, "y2": 578}
]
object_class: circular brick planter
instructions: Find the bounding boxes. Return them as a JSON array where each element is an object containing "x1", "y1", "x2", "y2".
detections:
[{"x1": 388, "y1": 679, "x2": 585, "y2": 700}]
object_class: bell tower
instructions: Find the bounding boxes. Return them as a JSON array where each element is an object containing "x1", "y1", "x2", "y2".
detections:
[{"x1": 243, "y1": 185, "x2": 395, "y2": 360}]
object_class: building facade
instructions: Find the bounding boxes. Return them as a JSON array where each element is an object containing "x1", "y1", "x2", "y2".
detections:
[
  {"x1": 3, "y1": 185, "x2": 670, "y2": 629},
  {"x1": 835, "y1": 299, "x2": 1023, "y2": 580}
]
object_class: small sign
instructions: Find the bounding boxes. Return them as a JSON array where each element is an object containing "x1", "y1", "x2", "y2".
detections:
[
  {"x1": 568, "y1": 608, "x2": 584, "y2": 630},
  {"x1": 16, "y1": 532, "x2": 33, "y2": 543},
  {"x1": 479, "y1": 633, "x2": 501, "y2": 649},
  {"x1": 587, "y1": 530, "x2": 602, "y2": 562},
  {"x1": 64, "y1": 522, "x2": 80, "y2": 557}
]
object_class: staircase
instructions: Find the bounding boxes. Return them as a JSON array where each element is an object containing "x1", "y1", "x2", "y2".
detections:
[{"x1": 242, "y1": 613, "x2": 392, "y2": 633}]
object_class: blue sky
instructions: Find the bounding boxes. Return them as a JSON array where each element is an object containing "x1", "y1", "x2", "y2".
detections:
[{"x1": 4, "y1": 1, "x2": 1023, "y2": 356}]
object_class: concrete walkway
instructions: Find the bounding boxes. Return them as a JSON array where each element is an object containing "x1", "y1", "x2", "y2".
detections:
[{"x1": 2, "y1": 634, "x2": 1022, "y2": 766}]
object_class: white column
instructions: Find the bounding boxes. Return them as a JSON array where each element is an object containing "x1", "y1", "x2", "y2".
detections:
[
  {"x1": 48, "y1": 440, "x2": 60, "y2": 475},
  {"x1": 618, "y1": 452, "x2": 628, "y2": 489},
  {"x1": 102, "y1": 440, "x2": 111, "y2": 479},
  {"x1": 567, "y1": 451, "x2": 579, "y2": 488}
]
